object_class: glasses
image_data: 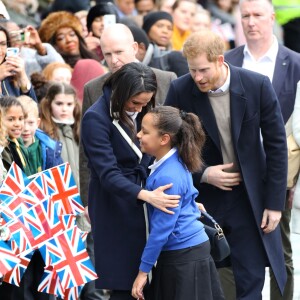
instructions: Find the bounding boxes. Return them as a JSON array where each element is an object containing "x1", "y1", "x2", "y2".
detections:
[{"x1": 0, "y1": 40, "x2": 7, "y2": 48}]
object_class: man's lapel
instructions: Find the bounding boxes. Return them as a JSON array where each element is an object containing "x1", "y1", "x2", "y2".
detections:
[
  {"x1": 272, "y1": 46, "x2": 289, "y2": 101},
  {"x1": 229, "y1": 67, "x2": 247, "y2": 147}
]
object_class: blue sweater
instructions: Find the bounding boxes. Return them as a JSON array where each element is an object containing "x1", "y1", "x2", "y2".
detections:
[{"x1": 139, "y1": 151, "x2": 208, "y2": 273}]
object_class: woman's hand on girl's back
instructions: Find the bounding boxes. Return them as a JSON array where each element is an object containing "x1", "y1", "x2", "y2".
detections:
[{"x1": 138, "y1": 183, "x2": 180, "y2": 214}]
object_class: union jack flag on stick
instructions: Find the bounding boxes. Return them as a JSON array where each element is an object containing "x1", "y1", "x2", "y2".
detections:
[
  {"x1": 0, "y1": 240, "x2": 20, "y2": 276},
  {"x1": 0, "y1": 162, "x2": 30, "y2": 203},
  {"x1": 40, "y1": 226, "x2": 97, "y2": 290}
]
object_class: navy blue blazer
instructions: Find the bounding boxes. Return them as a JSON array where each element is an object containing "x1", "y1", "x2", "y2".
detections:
[
  {"x1": 225, "y1": 44, "x2": 300, "y2": 124},
  {"x1": 165, "y1": 64, "x2": 288, "y2": 292},
  {"x1": 81, "y1": 86, "x2": 151, "y2": 290}
]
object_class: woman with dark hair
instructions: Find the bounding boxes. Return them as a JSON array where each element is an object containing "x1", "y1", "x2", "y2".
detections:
[
  {"x1": 87, "y1": 2, "x2": 119, "y2": 39},
  {"x1": 38, "y1": 11, "x2": 102, "y2": 68},
  {"x1": 81, "y1": 62, "x2": 180, "y2": 300},
  {"x1": 85, "y1": 2, "x2": 119, "y2": 60},
  {"x1": 0, "y1": 25, "x2": 36, "y2": 99}
]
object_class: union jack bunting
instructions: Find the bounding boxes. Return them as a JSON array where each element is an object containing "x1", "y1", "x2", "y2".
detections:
[
  {"x1": 0, "y1": 240, "x2": 20, "y2": 276},
  {"x1": 41, "y1": 226, "x2": 97, "y2": 289},
  {"x1": 0, "y1": 162, "x2": 30, "y2": 202}
]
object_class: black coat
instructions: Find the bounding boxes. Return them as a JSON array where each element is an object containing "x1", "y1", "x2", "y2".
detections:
[{"x1": 81, "y1": 86, "x2": 151, "y2": 290}]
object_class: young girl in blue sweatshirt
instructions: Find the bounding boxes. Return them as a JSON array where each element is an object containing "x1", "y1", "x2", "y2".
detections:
[{"x1": 132, "y1": 106, "x2": 224, "y2": 300}]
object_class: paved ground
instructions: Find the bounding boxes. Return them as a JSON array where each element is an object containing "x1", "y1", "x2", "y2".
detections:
[{"x1": 263, "y1": 212, "x2": 300, "y2": 300}]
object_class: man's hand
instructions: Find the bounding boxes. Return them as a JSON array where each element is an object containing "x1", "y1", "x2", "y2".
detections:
[
  {"x1": 206, "y1": 163, "x2": 242, "y2": 190},
  {"x1": 261, "y1": 209, "x2": 281, "y2": 233}
]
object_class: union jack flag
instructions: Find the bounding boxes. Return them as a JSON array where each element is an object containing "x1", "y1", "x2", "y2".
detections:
[
  {"x1": 3, "y1": 250, "x2": 33, "y2": 286},
  {"x1": 0, "y1": 162, "x2": 30, "y2": 202},
  {"x1": 0, "y1": 240, "x2": 20, "y2": 276},
  {"x1": 32, "y1": 164, "x2": 84, "y2": 216},
  {"x1": 38, "y1": 266, "x2": 64, "y2": 297},
  {"x1": 2, "y1": 209, "x2": 35, "y2": 254},
  {"x1": 3, "y1": 176, "x2": 49, "y2": 215},
  {"x1": 42, "y1": 226, "x2": 98, "y2": 290},
  {"x1": 38, "y1": 266, "x2": 84, "y2": 300},
  {"x1": 64, "y1": 284, "x2": 84, "y2": 300}
]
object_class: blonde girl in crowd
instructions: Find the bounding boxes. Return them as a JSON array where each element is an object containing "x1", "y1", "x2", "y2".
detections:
[{"x1": 39, "y1": 82, "x2": 81, "y2": 187}]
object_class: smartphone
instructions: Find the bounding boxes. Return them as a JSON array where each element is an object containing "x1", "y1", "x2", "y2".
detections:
[
  {"x1": 6, "y1": 47, "x2": 20, "y2": 57},
  {"x1": 9, "y1": 30, "x2": 30, "y2": 43},
  {"x1": 103, "y1": 14, "x2": 116, "y2": 29}
]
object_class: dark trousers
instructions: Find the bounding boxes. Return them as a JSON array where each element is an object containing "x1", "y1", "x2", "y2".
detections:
[
  {"x1": 270, "y1": 194, "x2": 294, "y2": 300},
  {"x1": 80, "y1": 232, "x2": 109, "y2": 300},
  {"x1": 109, "y1": 290, "x2": 135, "y2": 300},
  {"x1": 212, "y1": 185, "x2": 268, "y2": 300},
  {"x1": 10, "y1": 251, "x2": 55, "y2": 300}
]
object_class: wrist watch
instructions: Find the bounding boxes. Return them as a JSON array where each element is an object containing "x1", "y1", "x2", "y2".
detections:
[{"x1": 21, "y1": 81, "x2": 31, "y2": 93}]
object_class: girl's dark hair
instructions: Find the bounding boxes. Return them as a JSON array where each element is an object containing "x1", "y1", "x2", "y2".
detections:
[
  {"x1": 0, "y1": 95, "x2": 25, "y2": 116},
  {"x1": 39, "y1": 82, "x2": 81, "y2": 143},
  {"x1": 149, "y1": 106, "x2": 205, "y2": 172},
  {"x1": 0, "y1": 25, "x2": 10, "y2": 47},
  {"x1": 0, "y1": 25, "x2": 10, "y2": 65},
  {"x1": 105, "y1": 62, "x2": 157, "y2": 137}
]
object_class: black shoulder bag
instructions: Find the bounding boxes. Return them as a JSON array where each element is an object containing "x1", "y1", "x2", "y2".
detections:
[{"x1": 199, "y1": 210, "x2": 231, "y2": 262}]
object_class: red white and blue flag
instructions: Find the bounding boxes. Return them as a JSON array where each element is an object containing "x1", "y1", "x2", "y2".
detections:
[
  {"x1": 40, "y1": 226, "x2": 97, "y2": 289},
  {"x1": 0, "y1": 240, "x2": 20, "y2": 276},
  {"x1": 0, "y1": 162, "x2": 30, "y2": 203}
]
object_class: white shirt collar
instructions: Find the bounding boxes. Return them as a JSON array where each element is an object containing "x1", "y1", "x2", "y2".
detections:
[
  {"x1": 148, "y1": 148, "x2": 177, "y2": 175},
  {"x1": 243, "y1": 35, "x2": 279, "y2": 63}
]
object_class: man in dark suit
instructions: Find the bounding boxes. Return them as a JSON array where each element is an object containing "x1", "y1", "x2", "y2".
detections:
[
  {"x1": 225, "y1": 0, "x2": 300, "y2": 298},
  {"x1": 165, "y1": 30, "x2": 287, "y2": 299}
]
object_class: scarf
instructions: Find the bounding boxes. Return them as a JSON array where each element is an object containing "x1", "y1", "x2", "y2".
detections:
[
  {"x1": 26, "y1": 136, "x2": 43, "y2": 174},
  {"x1": 8, "y1": 138, "x2": 32, "y2": 176}
]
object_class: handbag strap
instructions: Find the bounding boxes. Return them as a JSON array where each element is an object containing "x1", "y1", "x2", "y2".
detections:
[
  {"x1": 200, "y1": 209, "x2": 225, "y2": 237},
  {"x1": 112, "y1": 119, "x2": 143, "y2": 163}
]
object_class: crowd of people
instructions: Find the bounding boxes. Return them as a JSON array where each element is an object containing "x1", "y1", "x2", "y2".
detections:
[{"x1": 0, "y1": 0, "x2": 300, "y2": 299}]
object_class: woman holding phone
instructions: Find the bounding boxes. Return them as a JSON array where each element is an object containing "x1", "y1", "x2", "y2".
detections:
[{"x1": 0, "y1": 25, "x2": 36, "y2": 100}]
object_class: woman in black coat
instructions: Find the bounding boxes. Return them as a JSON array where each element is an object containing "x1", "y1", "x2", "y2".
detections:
[{"x1": 81, "y1": 63, "x2": 179, "y2": 300}]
